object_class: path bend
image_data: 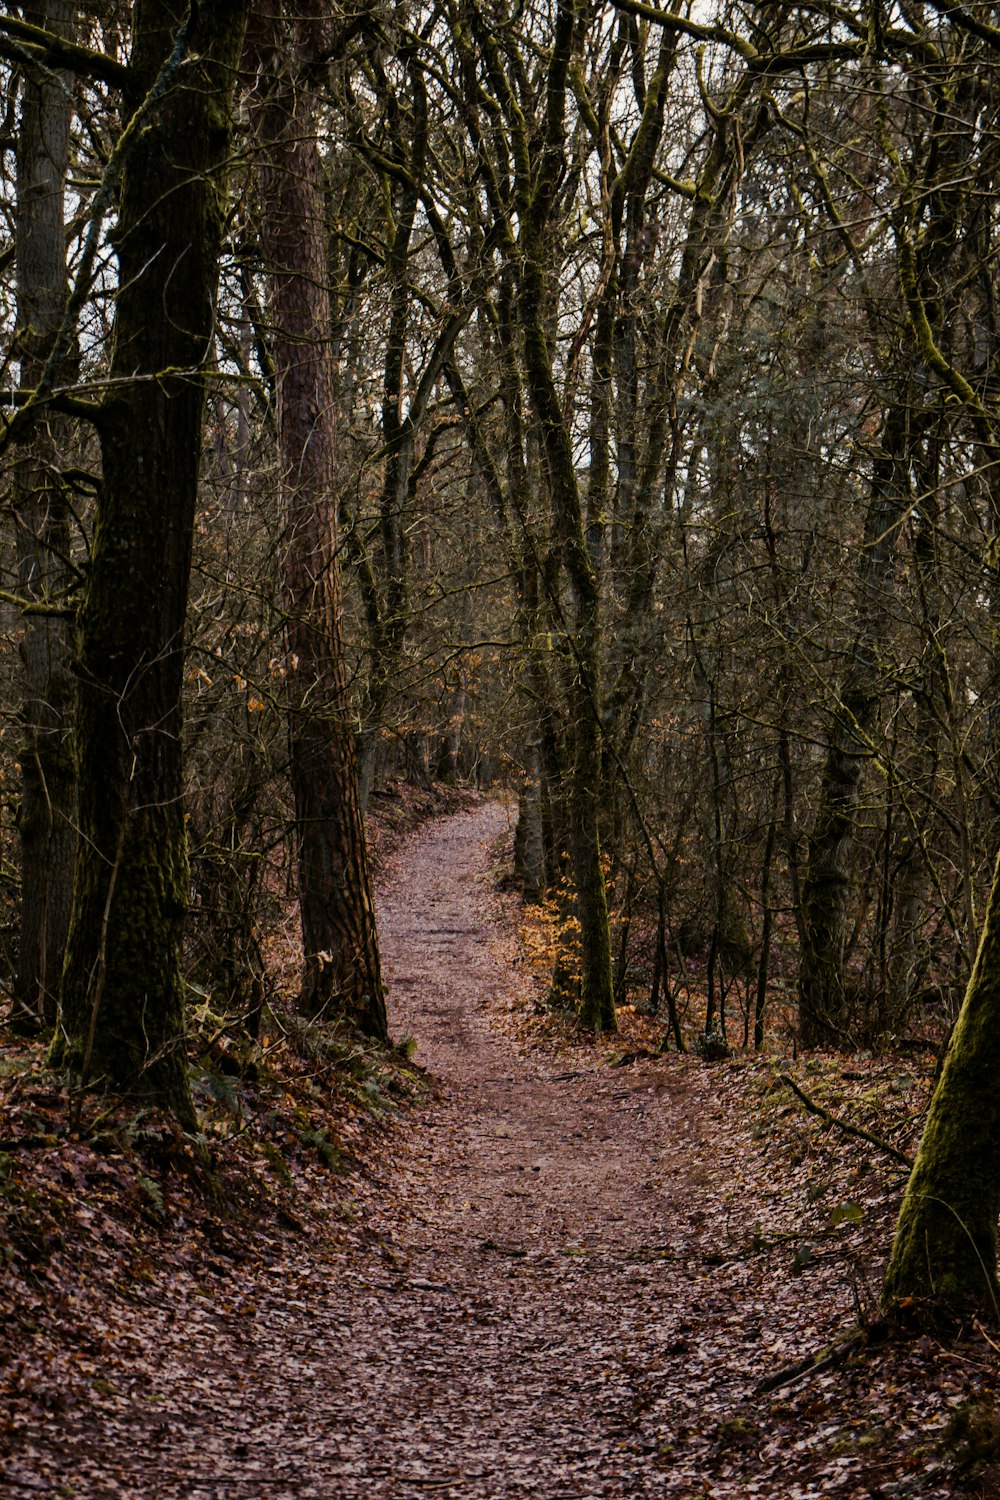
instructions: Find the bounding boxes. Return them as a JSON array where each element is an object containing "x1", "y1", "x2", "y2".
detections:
[{"x1": 328, "y1": 801, "x2": 734, "y2": 1498}]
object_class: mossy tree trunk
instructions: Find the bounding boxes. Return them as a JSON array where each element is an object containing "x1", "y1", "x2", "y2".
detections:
[
  {"x1": 51, "y1": 0, "x2": 251, "y2": 1122},
  {"x1": 256, "y1": 4, "x2": 387, "y2": 1040},
  {"x1": 12, "y1": 0, "x2": 76, "y2": 1030},
  {"x1": 879, "y1": 50, "x2": 1000, "y2": 1302},
  {"x1": 883, "y1": 848, "x2": 1000, "y2": 1315}
]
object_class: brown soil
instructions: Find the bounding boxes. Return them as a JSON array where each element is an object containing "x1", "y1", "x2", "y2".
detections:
[{"x1": 1, "y1": 802, "x2": 997, "y2": 1497}]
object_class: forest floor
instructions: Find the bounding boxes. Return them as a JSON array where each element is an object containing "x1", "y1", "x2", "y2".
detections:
[{"x1": 2, "y1": 798, "x2": 1000, "y2": 1497}]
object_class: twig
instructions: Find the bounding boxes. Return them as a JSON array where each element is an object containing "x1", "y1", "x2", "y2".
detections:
[
  {"x1": 975, "y1": 1317, "x2": 1000, "y2": 1357},
  {"x1": 778, "y1": 1074, "x2": 913, "y2": 1169},
  {"x1": 756, "y1": 1328, "x2": 864, "y2": 1394}
]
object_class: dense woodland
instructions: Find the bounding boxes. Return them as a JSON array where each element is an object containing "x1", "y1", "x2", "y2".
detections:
[{"x1": 3, "y1": 0, "x2": 1000, "y2": 1368}]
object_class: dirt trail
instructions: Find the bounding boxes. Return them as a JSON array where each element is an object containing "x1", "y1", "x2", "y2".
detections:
[
  {"x1": 6, "y1": 802, "x2": 933, "y2": 1499},
  {"x1": 313, "y1": 802, "x2": 742, "y2": 1497}
]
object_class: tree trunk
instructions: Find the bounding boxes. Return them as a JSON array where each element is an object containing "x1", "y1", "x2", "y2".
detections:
[
  {"x1": 51, "y1": 0, "x2": 251, "y2": 1121},
  {"x1": 799, "y1": 403, "x2": 914, "y2": 1047},
  {"x1": 257, "y1": 10, "x2": 387, "y2": 1039},
  {"x1": 883, "y1": 848, "x2": 1000, "y2": 1316},
  {"x1": 519, "y1": 7, "x2": 615, "y2": 1033},
  {"x1": 12, "y1": 0, "x2": 76, "y2": 1030},
  {"x1": 514, "y1": 737, "x2": 547, "y2": 903}
]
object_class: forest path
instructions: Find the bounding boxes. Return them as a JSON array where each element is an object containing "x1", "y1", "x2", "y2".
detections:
[
  {"x1": 0, "y1": 802, "x2": 973, "y2": 1498},
  {"x1": 310, "y1": 800, "x2": 743, "y2": 1497},
  {"x1": 0, "y1": 803, "x2": 870, "y2": 1499},
  {"x1": 149, "y1": 799, "x2": 750, "y2": 1500}
]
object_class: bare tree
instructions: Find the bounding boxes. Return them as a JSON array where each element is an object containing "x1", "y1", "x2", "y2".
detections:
[
  {"x1": 11, "y1": 0, "x2": 77, "y2": 1029},
  {"x1": 254, "y1": 0, "x2": 386, "y2": 1038}
]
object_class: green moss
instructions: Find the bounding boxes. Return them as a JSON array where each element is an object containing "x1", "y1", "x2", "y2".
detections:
[
  {"x1": 258, "y1": 1141, "x2": 292, "y2": 1185},
  {"x1": 941, "y1": 1399, "x2": 1000, "y2": 1472},
  {"x1": 884, "y1": 853, "x2": 1000, "y2": 1314}
]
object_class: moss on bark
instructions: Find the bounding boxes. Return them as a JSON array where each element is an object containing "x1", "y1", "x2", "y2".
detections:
[
  {"x1": 50, "y1": 0, "x2": 250, "y2": 1124},
  {"x1": 883, "y1": 850, "x2": 1000, "y2": 1316}
]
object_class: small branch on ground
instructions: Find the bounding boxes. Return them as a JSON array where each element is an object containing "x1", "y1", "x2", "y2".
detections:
[
  {"x1": 777, "y1": 1074, "x2": 913, "y2": 1169},
  {"x1": 756, "y1": 1327, "x2": 865, "y2": 1394}
]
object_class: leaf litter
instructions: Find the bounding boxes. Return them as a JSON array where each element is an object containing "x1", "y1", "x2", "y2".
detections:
[{"x1": 0, "y1": 799, "x2": 997, "y2": 1497}]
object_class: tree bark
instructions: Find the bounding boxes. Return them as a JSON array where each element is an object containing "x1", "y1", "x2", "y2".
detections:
[
  {"x1": 51, "y1": 0, "x2": 251, "y2": 1121},
  {"x1": 257, "y1": 6, "x2": 387, "y2": 1039},
  {"x1": 883, "y1": 848, "x2": 1000, "y2": 1316},
  {"x1": 799, "y1": 402, "x2": 914, "y2": 1047},
  {"x1": 12, "y1": 0, "x2": 76, "y2": 1030},
  {"x1": 518, "y1": 1, "x2": 615, "y2": 1033}
]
